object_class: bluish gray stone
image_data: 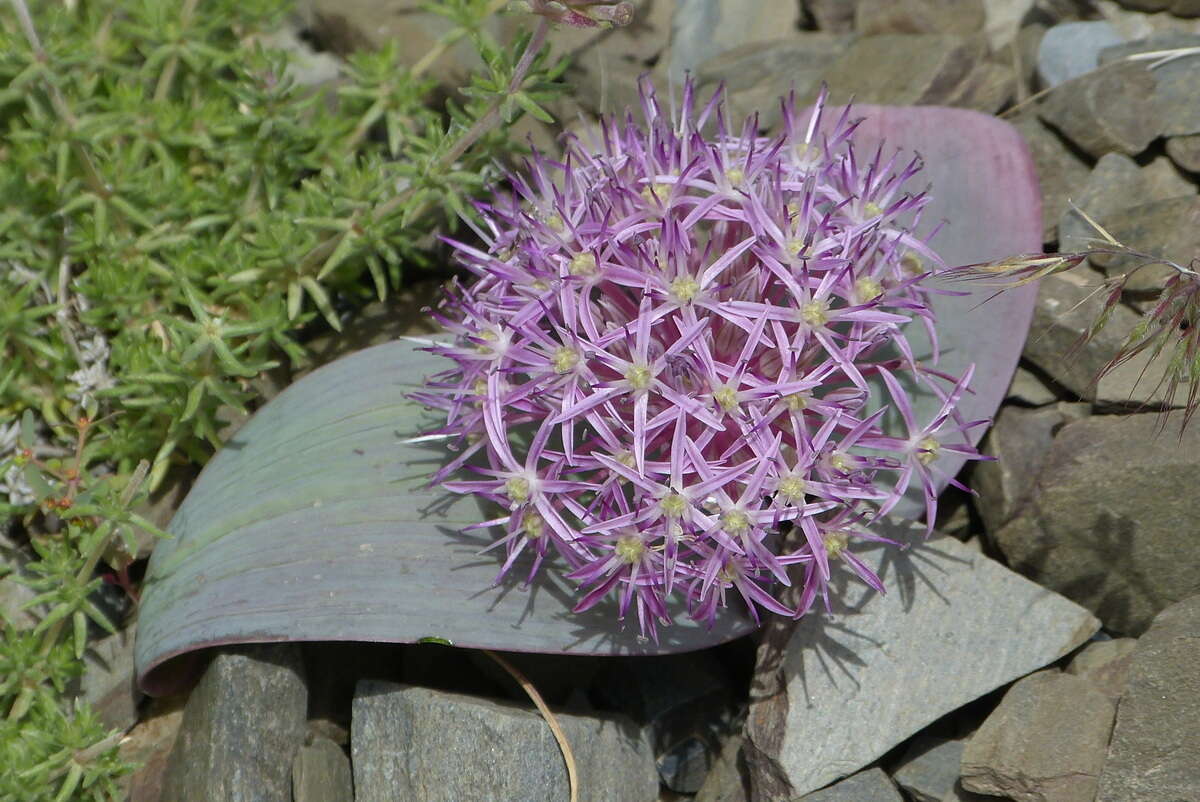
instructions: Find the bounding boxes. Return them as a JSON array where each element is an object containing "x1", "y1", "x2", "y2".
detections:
[
  {"x1": 352, "y1": 681, "x2": 658, "y2": 802},
  {"x1": 1101, "y1": 34, "x2": 1200, "y2": 136},
  {"x1": 892, "y1": 736, "x2": 968, "y2": 802},
  {"x1": 747, "y1": 524, "x2": 1098, "y2": 797},
  {"x1": 995, "y1": 414, "x2": 1200, "y2": 635},
  {"x1": 799, "y1": 768, "x2": 903, "y2": 801},
  {"x1": 666, "y1": 0, "x2": 799, "y2": 80},
  {"x1": 1097, "y1": 595, "x2": 1200, "y2": 801},
  {"x1": 292, "y1": 736, "x2": 353, "y2": 802},
  {"x1": 1037, "y1": 21, "x2": 1124, "y2": 87},
  {"x1": 162, "y1": 644, "x2": 308, "y2": 802},
  {"x1": 961, "y1": 670, "x2": 1114, "y2": 801}
]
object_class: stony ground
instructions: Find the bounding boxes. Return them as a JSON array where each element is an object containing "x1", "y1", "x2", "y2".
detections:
[{"x1": 5, "y1": 0, "x2": 1200, "y2": 799}]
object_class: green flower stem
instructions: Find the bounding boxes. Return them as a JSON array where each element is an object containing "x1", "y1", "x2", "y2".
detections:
[{"x1": 305, "y1": 15, "x2": 552, "y2": 279}]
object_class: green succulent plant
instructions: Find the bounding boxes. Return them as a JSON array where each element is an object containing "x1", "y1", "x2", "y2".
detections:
[{"x1": 0, "y1": 0, "x2": 564, "y2": 796}]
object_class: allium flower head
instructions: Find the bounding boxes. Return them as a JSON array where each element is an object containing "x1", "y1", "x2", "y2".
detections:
[{"x1": 417, "y1": 79, "x2": 987, "y2": 639}]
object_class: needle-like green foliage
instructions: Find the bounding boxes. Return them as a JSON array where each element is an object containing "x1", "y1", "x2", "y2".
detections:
[{"x1": 0, "y1": 0, "x2": 564, "y2": 796}]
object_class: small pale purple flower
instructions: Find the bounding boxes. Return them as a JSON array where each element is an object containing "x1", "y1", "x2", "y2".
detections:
[{"x1": 417, "y1": 79, "x2": 985, "y2": 638}]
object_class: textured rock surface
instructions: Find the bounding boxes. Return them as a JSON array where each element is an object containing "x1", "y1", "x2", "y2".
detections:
[
  {"x1": 805, "y1": 0, "x2": 858, "y2": 32},
  {"x1": 1066, "y1": 638, "x2": 1138, "y2": 700},
  {"x1": 854, "y1": 0, "x2": 987, "y2": 36},
  {"x1": 694, "y1": 34, "x2": 855, "y2": 126},
  {"x1": 0, "y1": 527, "x2": 41, "y2": 630},
  {"x1": 666, "y1": 0, "x2": 799, "y2": 79},
  {"x1": 1021, "y1": 271, "x2": 1174, "y2": 405},
  {"x1": 892, "y1": 736, "x2": 975, "y2": 802},
  {"x1": 1166, "y1": 132, "x2": 1200, "y2": 171},
  {"x1": 118, "y1": 698, "x2": 186, "y2": 802},
  {"x1": 1097, "y1": 595, "x2": 1200, "y2": 801},
  {"x1": 1058, "y1": 153, "x2": 1150, "y2": 254},
  {"x1": 352, "y1": 681, "x2": 659, "y2": 802},
  {"x1": 1005, "y1": 366, "x2": 1058, "y2": 405},
  {"x1": 799, "y1": 768, "x2": 905, "y2": 801},
  {"x1": 292, "y1": 736, "x2": 353, "y2": 802},
  {"x1": 983, "y1": 0, "x2": 1038, "y2": 49},
  {"x1": 972, "y1": 403, "x2": 1090, "y2": 537},
  {"x1": 1087, "y1": 196, "x2": 1200, "y2": 291},
  {"x1": 1011, "y1": 116, "x2": 1091, "y2": 240},
  {"x1": 1036, "y1": 21, "x2": 1124, "y2": 87},
  {"x1": 592, "y1": 652, "x2": 735, "y2": 793},
  {"x1": 1037, "y1": 60, "x2": 1163, "y2": 156},
  {"x1": 76, "y1": 624, "x2": 141, "y2": 733},
  {"x1": 161, "y1": 644, "x2": 308, "y2": 802},
  {"x1": 746, "y1": 525, "x2": 1098, "y2": 796},
  {"x1": 694, "y1": 733, "x2": 749, "y2": 802},
  {"x1": 816, "y1": 34, "x2": 979, "y2": 107},
  {"x1": 1101, "y1": 34, "x2": 1200, "y2": 136},
  {"x1": 961, "y1": 670, "x2": 1115, "y2": 802},
  {"x1": 995, "y1": 414, "x2": 1200, "y2": 635}
]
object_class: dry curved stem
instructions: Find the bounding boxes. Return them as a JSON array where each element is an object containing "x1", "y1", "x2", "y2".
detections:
[
  {"x1": 944, "y1": 203, "x2": 1200, "y2": 433},
  {"x1": 482, "y1": 649, "x2": 579, "y2": 802}
]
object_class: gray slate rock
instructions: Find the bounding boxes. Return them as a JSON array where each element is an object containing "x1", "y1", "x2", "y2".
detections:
[
  {"x1": 694, "y1": 733, "x2": 749, "y2": 802},
  {"x1": 1005, "y1": 366, "x2": 1058, "y2": 405},
  {"x1": 983, "y1": 0, "x2": 1038, "y2": 50},
  {"x1": 694, "y1": 34, "x2": 856, "y2": 129},
  {"x1": 1037, "y1": 21, "x2": 1124, "y2": 87},
  {"x1": 351, "y1": 681, "x2": 658, "y2": 802},
  {"x1": 1107, "y1": 0, "x2": 1169, "y2": 10},
  {"x1": 1066, "y1": 638, "x2": 1138, "y2": 700},
  {"x1": 893, "y1": 736, "x2": 990, "y2": 802},
  {"x1": 1141, "y1": 154, "x2": 1195, "y2": 198},
  {"x1": 1020, "y1": 271, "x2": 1174, "y2": 405},
  {"x1": 1058, "y1": 152, "x2": 1142, "y2": 254},
  {"x1": 76, "y1": 624, "x2": 142, "y2": 733},
  {"x1": 1037, "y1": 60, "x2": 1163, "y2": 156},
  {"x1": 854, "y1": 0, "x2": 987, "y2": 36},
  {"x1": 746, "y1": 524, "x2": 1098, "y2": 796},
  {"x1": 961, "y1": 669, "x2": 1115, "y2": 802},
  {"x1": 995, "y1": 413, "x2": 1200, "y2": 635},
  {"x1": 806, "y1": 0, "x2": 857, "y2": 32},
  {"x1": 1097, "y1": 594, "x2": 1200, "y2": 801},
  {"x1": 799, "y1": 767, "x2": 903, "y2": 801},
  {"x1": 0, "y1": 526, "x2": 41, "y2": 630},
  {"x1": 972, "y1": 403, "x2": 1090, "y2": 538},
  {"x1": 667, "y1": 0, "x2": 800, "y2": 80},
  {"x1": 1101, "y1": 34, "x2": 1200, "y2": 136},
  {"x1": 1011, "y1": 116, "x2": 1091, "y2": 241},
  {"x1": 292, "y1": 736, "x2": 353, "y2": 802},
  {"x1": 1166, "y1": 132, "x2": 1200, "y2": 171},
  {"x1": 161, "y1": 644, "x2": 308, "y2": 802},
  {"x1": 1088, "y1": 196, "x2": 1200, "y2": 291},
  {"x1": 816, "y1": 34, "x2": 980, "y2": 107},
  {"x1": 592, "y1": 651, "x2": 734, "y2": 793}
]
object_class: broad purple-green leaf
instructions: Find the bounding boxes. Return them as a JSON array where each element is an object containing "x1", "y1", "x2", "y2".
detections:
[
  {"x1": 134, "y1": 340, "x2": 757, "y2": 695},
  {"x1": 134, "y1": 106, "x2": 1041, "y2": 695},
  {"x1": 829, "y1": 105, "x2": 1042, "y2": 516}
]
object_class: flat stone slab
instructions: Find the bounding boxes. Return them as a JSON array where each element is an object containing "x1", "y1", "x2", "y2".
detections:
[
  {"x1": 352, "y1": 681, "x2": 659, "y2": 802},
  {"x1": 799, "y1": 767, "x2": 903, "y2": 801},
  {"x1": 961, "y1": 670, "x2": 1114, "y2": 801},
  {"x1": 753, "y1": 523, "x2": 1098, "y2": 796},
  {"x1": 161, "y1": 644, "x2": 307, "y2": 802},
  {"x1": 1097, "y1": 595, "x2": 1200, "y2": 801}
]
